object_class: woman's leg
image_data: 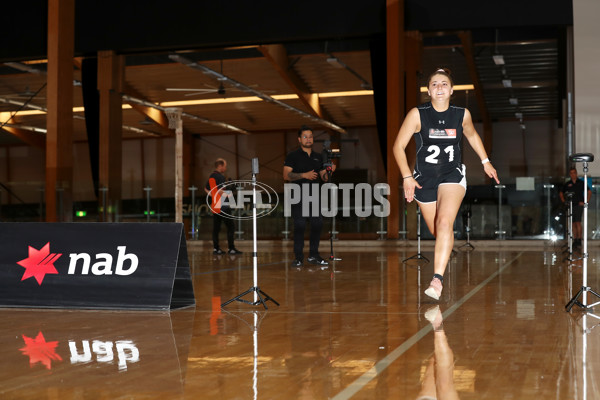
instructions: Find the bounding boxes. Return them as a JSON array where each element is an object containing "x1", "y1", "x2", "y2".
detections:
[
  {"x1": 420, "y1": 184, "x2": 465, "y2": 299},
  {"x1": 431, "y1": 184, "x2": 465, "y2": 276}
]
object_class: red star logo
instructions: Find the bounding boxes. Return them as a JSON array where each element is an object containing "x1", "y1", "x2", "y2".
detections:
[
  {"x1": 17, "y1": 242, "x2": 62, "y2": 285},
  {"x1": 19, "y1": 332, "x2": 63, "y2": 370}
]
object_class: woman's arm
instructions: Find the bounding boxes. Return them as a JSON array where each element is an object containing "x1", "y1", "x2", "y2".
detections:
[
  {"x1": 462, "y1": 108, "x2": 500, "y2": 184},
  {"x1": 393, "y1": 107, "x2": 422, "y2": 202}
]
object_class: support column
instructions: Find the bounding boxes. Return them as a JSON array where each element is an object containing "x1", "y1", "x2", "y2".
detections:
[
  {"x1": 46, "y1": 0, "x2": 74, "y2": 222},
  {"x1": 98, "y1": 50, "x2": 124, "y2": 221},
  {"x1": 573, "y1": 0, "x2": 600, "y2": 176},
  {"x1": 183, "y1": 131, "x2": 193, "y2": 195},
  {"x1": 386, "y1": 0, "x2": 404, "y2": 239},
  {"x1": 404, "y1": 31, "x2": 423, "y2": 240}
]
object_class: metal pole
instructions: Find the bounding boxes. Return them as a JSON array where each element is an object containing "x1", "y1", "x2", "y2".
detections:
[
  {"x1": 144, "y1": 186, "x2": 152, "y2": 222},
  {"x1": 55, "y1": 187, "x2": 64, "y2": 222},
  {"x1": 331, "y1": 212, "x2": 338, "y2": 240},
  {"x1": 582, "y1": 162, "x2": 589, "y2": 306},
  {"x1": 252, "y1": 172, "x2": 258, "y2": 303},
  {"x1": 39, "y1": 187, "x2": 44, "y2": 222},
  {"x1": 189, "y1": 186, "x2": 197, "y2": 239},
  {"x1": 399, "y1": 194, "x2": 408, "y2": 239},
  {"x1": 593, "y1": 184, "x2": 600, "y2": 239},
  {"x1": 495, "y1": 185, "x2": 506, "y2": 239},
  {"x1": 99, "y1": 187, "x2": 108, "y2": 222},
  {"x1": 235, "y1": 182, "x2": 244, "y2": 240},
  {"x1": 543, "y1": 184, "x2": 554, "y2": 239},
  {"x1": 282, "y1": 216, "x2": 290, "y2": 240},
  {"x1": 377, "y1": 214, "x2": 387, "y2": 240}
]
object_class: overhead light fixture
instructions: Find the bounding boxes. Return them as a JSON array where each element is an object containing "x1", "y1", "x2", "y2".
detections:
[
  {"x1": 156, "y1": 90, "x2": 372, "y2": 107},
  {"x1": 502, "y1": 79, "x2": 512, "y2": 88},
  {"x1": 326, "y1": 56, "x2": 345, "y2": 68},
  {"x1": 509, "y1": 97, "x2": 518, "y2": 105},
  {"x1": 520, "y1": 124, "x2": 526, "y2": 130},
  {"x1": 515, "y1": 112, "x2": 523, "y2": 119},
  {"x1": 493, "y1": 55, "x2": 505, "y2": 65}
]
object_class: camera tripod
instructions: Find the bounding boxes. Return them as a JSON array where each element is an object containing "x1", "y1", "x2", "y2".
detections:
[
  {"x1": 458, "y1": 205, "x2": 475, "y2": 251},
  {"x1": 403, "y1": 206, "x2": 429, "y2": 265},
  {"x1": 565, "y1": 153, "x2": 600, "y2": 312},
  {"x1": 562, "y1": 193, "x2": 581, "y2": 264},
  {"x1": 325, "y1": 165, "x2": 341, "y2": 262},
  {"x1": 222, "y1": 158, "x2": 279, "y2": 310}
]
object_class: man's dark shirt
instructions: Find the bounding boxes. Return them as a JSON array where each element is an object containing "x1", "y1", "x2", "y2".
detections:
[
  {"x1": 284, "y1": 147, "x2": 325, "y2": 184},
  {"x1": 562, "y1": 178, "x2": 585, "y2": 204}
]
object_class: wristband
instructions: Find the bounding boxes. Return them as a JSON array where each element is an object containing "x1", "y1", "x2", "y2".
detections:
[
  {"x1": 481, "y1": 158, "x2": 490, "y2": 164},
  {"x1": 403, "y1": 175, "x2": 413, "y2": 180}
]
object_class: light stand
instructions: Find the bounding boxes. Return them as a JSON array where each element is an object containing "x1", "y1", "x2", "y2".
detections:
[
  {"x1": 458, "y1": 205, "x2": 475, "y2": 251},
  {"x1": 325, "y1": 166, "x2": 341, "y2": 262},
  {"x1": 562, "y1": 193, "x2": 580, "y2": 264},
  {"x1": 222, "y1": 158, "x2": 279, "y2": 310},
  {"x1": 403, "y1": 206, "x2": 429, "y2": 265},
  {"x1": 565, "y1": 153, "x2": 600, "y2": 312}
]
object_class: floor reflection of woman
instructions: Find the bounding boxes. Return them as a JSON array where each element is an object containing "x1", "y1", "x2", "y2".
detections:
[{"x1": 416, "y1": 306, "x2": 460, "y2": 400}]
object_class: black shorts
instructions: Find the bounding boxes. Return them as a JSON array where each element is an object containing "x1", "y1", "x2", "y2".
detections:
[
  {"x1": 413, "y1": 164, "x2": 466, "y2": 204},
  {"x1": 572, "y1": 205, "x2": 583, "y2": 222}
]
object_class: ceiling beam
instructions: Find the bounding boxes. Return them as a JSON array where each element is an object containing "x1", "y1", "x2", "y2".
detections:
[
  {"x1": 0, "y1": 125, "x2": 46, "y2": 148},
  {"x1": 458, "y1": 30, "x2": 493, "y2": 154},
  {"x1": 169, "y1": 53, "x2": 346, "y2": 134},
  {"x1": 3, "y1": 61, "x2": 247, "y2": 136},
  {"x1": 122, "y1": 83, "x2": 172, "y2": 134},
  {"x1": 121, "y1": 86, "x2": 251, "y2": 136},
  {"x1": 258, "y1": 44, "x2": 326, "y2": 119},
  {"x1": 0, "y1": 96, "x2": 158, "y2": 138}
]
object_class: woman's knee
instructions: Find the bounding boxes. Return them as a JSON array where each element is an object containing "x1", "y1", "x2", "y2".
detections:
[{"x1": 435, "y1": 216, "x2": 455, "y2": 233}]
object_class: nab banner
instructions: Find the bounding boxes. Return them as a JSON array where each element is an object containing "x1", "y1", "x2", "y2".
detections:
[{"x1": 0, "y1": 223, "x2": 195, "y2": 310}]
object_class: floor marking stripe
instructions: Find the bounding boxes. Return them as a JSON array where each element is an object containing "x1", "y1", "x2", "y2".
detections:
[{"x1": 332, "y1": 251, "x2": 523, "y2": 400}]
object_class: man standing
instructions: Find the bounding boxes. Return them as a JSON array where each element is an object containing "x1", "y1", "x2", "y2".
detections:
[
  {"x1": 205, "y1": 158, "x2": 242, "y2": 255},
  {"x1": 560, "y1": 166, "x2": 592, "y2": 249},
  {"x1": 283, "y1": 125, "x2": 335, "y2": 267}
]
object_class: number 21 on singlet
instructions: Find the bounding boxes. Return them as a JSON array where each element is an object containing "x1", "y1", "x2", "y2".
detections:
[{"x1": 425, "y1": 144, "x2": 454, "y2": 164}]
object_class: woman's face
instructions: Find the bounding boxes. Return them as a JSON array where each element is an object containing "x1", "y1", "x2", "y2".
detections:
[{"x1": 428, "y1": 74, "x2": 453, "y2": 100}]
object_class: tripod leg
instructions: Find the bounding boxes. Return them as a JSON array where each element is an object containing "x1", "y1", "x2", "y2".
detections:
[
  {"x1": 254, "y1": 289, "x2": 269, "y2": 310},
  {"x1": 566, "y1": 287, "x2": 585, "y2": 312},
  {"x1": 221, "y1": 287, "x2": 254, "y2": 308},
  {"x1": 588, "y1": 288, "x2": 600, "y2": 301},
  {"x1": 259, "y1": 289, "x2": 280, "y2": 306}
]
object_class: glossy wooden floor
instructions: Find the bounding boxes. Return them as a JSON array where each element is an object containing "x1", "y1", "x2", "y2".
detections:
[{"x1": 2, "y1": 240, "x2": 600, "y2": 399}]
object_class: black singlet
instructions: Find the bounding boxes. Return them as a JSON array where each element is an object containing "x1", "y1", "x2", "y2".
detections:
[
  {"x1": 412, "y1": 102, "x2": 467, "y2": 203},
  {"x1": 413, "y1": 102, "x2": 465, "y2": 179}
]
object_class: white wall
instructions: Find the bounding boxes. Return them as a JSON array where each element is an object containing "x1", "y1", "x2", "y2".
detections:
[{"x1": 574, "y1": 0, "x2": 600, "y2": 175}]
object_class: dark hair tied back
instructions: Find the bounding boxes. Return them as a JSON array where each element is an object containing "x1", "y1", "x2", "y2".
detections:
[{"x1": 427, "y1": 67, "x2": 454, "y2": 87}]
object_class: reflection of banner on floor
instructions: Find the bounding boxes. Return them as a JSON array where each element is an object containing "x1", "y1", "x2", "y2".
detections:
[
  {"x1": 0, "y1": 309, "x2": 195, "y2": 396},
  {"x1": 0, "y1": 223, "x2": 195, "y2": 310}
]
